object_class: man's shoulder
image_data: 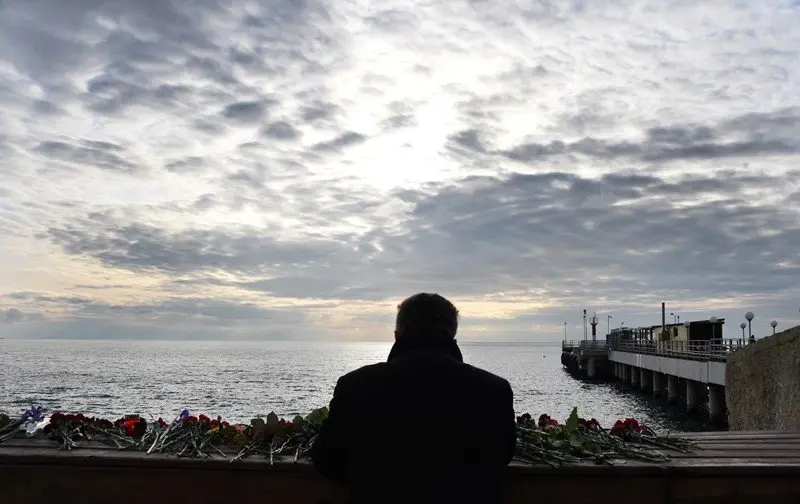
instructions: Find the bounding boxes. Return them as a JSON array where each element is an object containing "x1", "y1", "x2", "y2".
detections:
[
  {"x1": 341, "y1": 359, "x2": 509, "y2": 387},
  {"x1": 336, "y1": 362, "x2": 389, "y2": 387},
  {"x1": 460, "y1": 362, "x2": 512, "y2": 391}
]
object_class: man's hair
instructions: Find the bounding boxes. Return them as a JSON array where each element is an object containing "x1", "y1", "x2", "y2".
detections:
[{"x1": 395, "y1": 293, "x2": 459, "y2": 342}]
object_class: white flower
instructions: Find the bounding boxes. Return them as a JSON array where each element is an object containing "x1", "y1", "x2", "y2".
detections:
[{"x1": 20, "y1": 416, "x2": 51, "y2": 437}]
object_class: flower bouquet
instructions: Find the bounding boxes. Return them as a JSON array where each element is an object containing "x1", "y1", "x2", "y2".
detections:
[
  {"x1": 514, "y1": 408, "x2": 696, "y2": 467},
  {"x1": 0, "y1": 405, "x2": 695, "y2": 467},
  {"x1": 1, "y1": 405, "x2": 330, "y2": 464},
  {"x1": 0, "y1": 412, "x2": 19, "y2": 443},
  {"x1": 1, "y1": 405, "x2": 47, "y2": 443}
]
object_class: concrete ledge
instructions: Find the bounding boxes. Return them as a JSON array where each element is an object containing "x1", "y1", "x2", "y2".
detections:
[{"x1": 726, "y1": 325, "x2": 800, "y2": 430}]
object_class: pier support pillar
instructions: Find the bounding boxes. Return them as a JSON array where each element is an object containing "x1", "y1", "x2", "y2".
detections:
[
  {"x1": 622, "y1": 364, "x2": 629, "y2": 382},
  {"x1": 667, "y1": 375, "x2": 679, "y2": 404},
  {"x1": 630, "y1": 367, "x2": 640, "y2": 388},
  {"x1": 586, "y1": 357, "x2": 597, "y2": 379},
  {"x1": 614, "y1": 363, "x2": 620, "y2": 380},
  {"x1": 639, "y1": 368, "x2": 651, "y2": 392},
  {"x1": 709, "y1": 385, "x2": 726, "y2": 425},
  {"x1": 652, "y1": 372, "x2": 663, "y2": 398},
  {"x1": 686, "y1": 380, "x2": 702, "y2": 412}
]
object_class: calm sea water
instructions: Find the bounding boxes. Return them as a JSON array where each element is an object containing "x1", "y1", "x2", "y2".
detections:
[{"x1": 0, "y1": 339, "x2": 714, "y2": 432}]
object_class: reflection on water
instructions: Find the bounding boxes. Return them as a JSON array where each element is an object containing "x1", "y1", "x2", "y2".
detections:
[{"x1": 0, "y1": 339, "x2": 715, "y2": 432}]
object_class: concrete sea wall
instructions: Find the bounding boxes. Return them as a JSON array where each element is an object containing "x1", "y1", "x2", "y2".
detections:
[{"x1": 726, "y1": 325, "x2": 800, "y2": 430}]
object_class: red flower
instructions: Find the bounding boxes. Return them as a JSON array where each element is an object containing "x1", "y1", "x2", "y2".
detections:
[
  {"x1": 122, "y1": 417, "x2": 147, "y2": 437},
  {"x1": 516, "y1": 413, "x2": 533, "y2": 426},
  {"x1": 623, "y1": 418, "x2": 639, "y2": 430},
  {"x1": 198, "y1": 414, "x2": 211, "y2": 424},
  {"x1": 156, "y1": 418, "x2": 168, "y2": 428},
  {"x1": 610, "y1": 417, "x2": 650, "y2": 436},
  {"x1": 185, "y1": 415, "x2": 198, "y2": 424}
]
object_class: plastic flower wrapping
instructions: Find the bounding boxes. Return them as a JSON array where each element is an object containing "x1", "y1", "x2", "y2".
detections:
[{"x1": 0, "y1": 405, "x2": 694, "y2": 466}]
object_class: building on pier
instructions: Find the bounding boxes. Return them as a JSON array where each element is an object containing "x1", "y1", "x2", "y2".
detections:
[{"x1": 608, "y1": 318, "x2": 726, "y2": 344}]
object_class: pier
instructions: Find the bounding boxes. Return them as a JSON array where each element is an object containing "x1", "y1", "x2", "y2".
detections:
[
  {"x1": 561, "y1": 317, "x2": 748, "y2": 425},
  {"x1": 2, "y1": 434, "x2": 800, "y2": 503},
  {"x1": 608, "y1": 337, "x2": 745, "y2": 425},
  {"x1": 561, "y1": 340, "x2": 610, "y2": 379}
]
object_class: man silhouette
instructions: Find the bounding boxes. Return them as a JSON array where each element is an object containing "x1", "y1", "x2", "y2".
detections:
[{"x1": 311, "y1": 293, "x2": 517, "y2": 504}]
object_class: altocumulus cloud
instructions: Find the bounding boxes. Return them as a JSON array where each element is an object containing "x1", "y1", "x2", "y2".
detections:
[{"x1": 1, "y1": 0, "x2": 799, "y2": 341}]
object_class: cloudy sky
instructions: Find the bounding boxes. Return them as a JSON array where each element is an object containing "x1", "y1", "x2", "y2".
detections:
[{"x1": 1, "y1": 0, "x2": 799, "y2": 342}]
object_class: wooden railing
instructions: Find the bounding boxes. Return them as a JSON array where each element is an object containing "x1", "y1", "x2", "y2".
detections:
[
  {"x1": 3, "y1": 433, "x2": 800, "y2": 503},
  {"x1": 609, "y1": 339, "x2": 748, "y2": 361}
]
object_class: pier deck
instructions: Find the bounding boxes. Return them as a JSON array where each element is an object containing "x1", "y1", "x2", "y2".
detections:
[{"x1": 2, "y1": 431, "x2": 799, "y2": 503}]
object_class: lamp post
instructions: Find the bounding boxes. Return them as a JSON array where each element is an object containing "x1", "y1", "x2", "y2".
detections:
[
  {"x1": 683, "y1": 320, "x2": 691, "y2": 352},
  {"x1": 607, "y1": 315, "x2": 612, "y2": 337},
  {"x1": 745, "y1": 311, "x2": 754, "y2": 342},
  {"x1": 670, "y1": 312, "x2": 677, "y2": 324},
  {"x1": 740, "y1": 322, "x2": 746, "y2": 341},
  {"x1": 709, "y1": 316, "x2": 718, "y2": 346},
  {"x1": 677, "y1": 315, "x2": 680, "y2": 323},
  {"x1": 564, "y1": 322, "x2": 567, "y2": 342},
  {"x1": 770, "y1": 320, "x2": 777, "y2": 335}
]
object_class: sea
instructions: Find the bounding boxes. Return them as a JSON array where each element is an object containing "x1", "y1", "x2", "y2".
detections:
[{"x1": 0, "y1": 339, "x2": 715, "y2": 432}]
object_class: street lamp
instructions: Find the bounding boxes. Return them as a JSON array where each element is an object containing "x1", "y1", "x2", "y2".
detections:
[
  {"x1": 564, "y1": 322, "x2": 567, "y2": 342},
  {"x1": 683, "y1": 320, "x2": 691, "y2": 349},
  {"x1": 709, "y1": 316, "x2": 718, "y2": 343},
  {"x1": 770, "y1": 320, "x2": 777, "y2": 335},
  {"x1": 607, "y1": 315, "x2": 612, "y2": 336},
  {"x1": 670, "y1": 312, "x2": 677, "y2": 324},
  {"x1": 740, "y1": 322, "x2": 746, "y2": 340},
  {"x1": 745, "y1": 311, "x2": 754, "y2": 342}
]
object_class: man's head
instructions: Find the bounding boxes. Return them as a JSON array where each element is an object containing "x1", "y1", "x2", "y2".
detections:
[{"x1": 394, "y1": 293, "x2": 459, "y2": 344}]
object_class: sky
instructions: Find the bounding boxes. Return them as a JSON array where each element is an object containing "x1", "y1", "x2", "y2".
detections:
[{"x1": 1, "y1": 0, "x2": 799, "y2": 342}]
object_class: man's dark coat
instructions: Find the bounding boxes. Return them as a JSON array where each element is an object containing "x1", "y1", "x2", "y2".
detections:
[{"x1": 311, "y1": 339, "x2": 517, "y2": 504}]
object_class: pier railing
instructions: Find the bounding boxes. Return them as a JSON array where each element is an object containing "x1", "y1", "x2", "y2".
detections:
[
  {"x1": 610, "y1": 338, "x2": 747, "y2": 361},
  {"x1": 562, "y1": 340, "x2": 607, "y2": 351}
]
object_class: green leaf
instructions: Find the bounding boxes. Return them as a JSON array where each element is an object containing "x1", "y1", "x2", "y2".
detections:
[
  {"x1": 305, "y1": 406, "x2": 329, "y2": 425},
  {"x1": 250, "y1": 417, "x2": 266, "y2": 441},
  {"x1": 265, "y1": 412, "x2": 280, "y2": 427},
  {"x1": 566, "y1": 407, "x2": 579, "y2": 433}
]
